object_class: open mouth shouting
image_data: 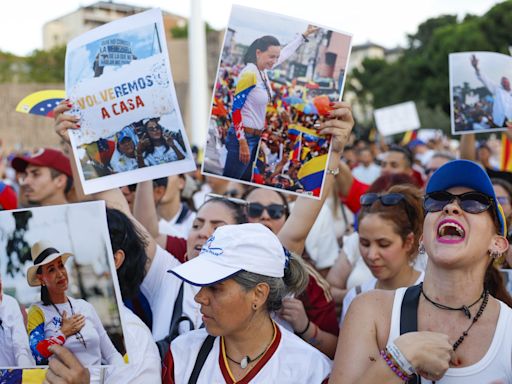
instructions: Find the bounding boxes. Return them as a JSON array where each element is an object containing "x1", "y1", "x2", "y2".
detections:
[{"x1": 437, "y1": 219, "x2": 465, "y2": 244}]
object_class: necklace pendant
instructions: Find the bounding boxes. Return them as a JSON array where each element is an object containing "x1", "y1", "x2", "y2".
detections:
[
  {"x1": 462, "y1": 305, "x2": 471, "y2": 319},
  {"x1": 240, "y1": 356, "x2": 249, "y2": 369}
]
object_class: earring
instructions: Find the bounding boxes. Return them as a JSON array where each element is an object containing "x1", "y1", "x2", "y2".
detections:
[
  {"x1": 252, "y1": 304, "x2": 257, "y2": 310},
  {"x1": 418, "y1": 242, "x2": 426, "y2": 256},
  {"x1": 489, "y1": 250, "x2": 501, "y2": 259}
]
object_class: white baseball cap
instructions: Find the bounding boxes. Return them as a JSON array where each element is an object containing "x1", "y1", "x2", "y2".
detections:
[{"x1": 169, "y1": 223, "x2": 288, "y2": 286}]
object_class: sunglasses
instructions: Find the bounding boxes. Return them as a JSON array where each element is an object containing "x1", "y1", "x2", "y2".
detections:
[
  {"x1": 247, "y1": 202, "x2": 287, "y2": 220},
  {"x1": 360, "y1": 192, "x2": 414, "y2": 225},
  {"x1": 423, "y1": 191, "x2": 493, "y2": 214}
]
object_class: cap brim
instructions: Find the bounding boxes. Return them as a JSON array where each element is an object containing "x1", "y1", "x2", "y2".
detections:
[
  {"x1": 168, "y1": 257, "x2": 242, "y2": 286},
  {"x1": 27, "y1": 253, "x2": 72, "y2": 287},
  {"x1": 11, "y1": 157, "x2": 30, "y2": 173}
]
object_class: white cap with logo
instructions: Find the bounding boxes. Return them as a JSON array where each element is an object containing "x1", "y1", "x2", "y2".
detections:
[{"x1": 169, "y1": 223, "x2": 287, "y2": 286}]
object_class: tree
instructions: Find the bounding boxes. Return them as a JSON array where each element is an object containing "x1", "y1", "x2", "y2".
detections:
[{"x1": 24, "y1": 45, "x2": 66, "y2": 83}]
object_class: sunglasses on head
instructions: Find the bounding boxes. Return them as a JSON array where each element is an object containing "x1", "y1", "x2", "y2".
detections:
[
  {"x1": 247, "y1": 202, "x2": 287, "y2": 220},
  {"x1": 423, "y1": 191, "x2": 493, "y2": 214},
  {"x1": 360, "y1": 192, "x2": 406, "y2": 207}
]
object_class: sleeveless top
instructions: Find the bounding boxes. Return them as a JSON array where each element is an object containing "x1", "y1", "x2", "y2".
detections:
[{"x1": 388, "y1": 287, "x2": 512, "y2": 383}]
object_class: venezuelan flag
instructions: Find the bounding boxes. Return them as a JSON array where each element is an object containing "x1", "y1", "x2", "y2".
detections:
[
  {"x1": 232, "y1": 71, "x2": 257, "y2": 129},
  {"x1": 291, "y1": 133, "x2": 302, "y2": 161},
  {"x1": 16, "y1": 90, "x2": 66, "y2": 118},
  {"x1": 501, "y1": 133, "x2": 512, "y2": 171},
  {"x1": 298, "y1": 154, "x2": 328, "y2": 197},
  {"x1": 400, "y1": 130, "x2": 418, "y2": 146}
]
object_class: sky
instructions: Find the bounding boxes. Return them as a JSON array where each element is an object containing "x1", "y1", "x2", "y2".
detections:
[{"x1": 0, "y1": 0, "x2": 504, "y2": 56}]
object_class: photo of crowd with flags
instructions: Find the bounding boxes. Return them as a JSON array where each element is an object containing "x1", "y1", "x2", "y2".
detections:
[{"x1": 203, "y1": 7, "x2": 351, "y2": 197}]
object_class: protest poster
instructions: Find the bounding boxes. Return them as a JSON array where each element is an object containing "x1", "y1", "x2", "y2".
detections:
[
  {"x1": 374, "y1": 101, "x2": 421, "y2": 136},
  {"x1": 0, "y1": 201, "x2": 127, "y2": 370},
  {"x1": 450, "y1": 51, "x2": 512, "y2": 135},
  {"x1": 202, "y1": 5, "x2": 352, "y2": 199},
  {"x1": 65, "y1": 9, "x2": 195, "y2": 194}
]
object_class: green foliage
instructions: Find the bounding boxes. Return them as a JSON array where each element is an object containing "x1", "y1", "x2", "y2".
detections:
[
  {"x1": 170, "y1": 21, "x2": 214, "y2": 38},
  {"x1": 350, "y1": 0, "x2": 512, "y2": 132},
  {"x1": 24, "y1": 45, "x2": 66, "y2": 83}
]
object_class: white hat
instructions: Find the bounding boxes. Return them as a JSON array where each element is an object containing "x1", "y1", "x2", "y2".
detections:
[
  {"x1": 169, "y1": 223, "x2": 288, "y2": 286},
  {"x1": 27, "y1": 240, "x2": 72, "y2": 287}
]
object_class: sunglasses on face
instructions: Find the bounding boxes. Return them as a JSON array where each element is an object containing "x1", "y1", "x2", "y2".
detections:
[
  {"x1": 423, "y1": 191, "x2": 493, "y2": 214},
  {"x1": 247, "y1": 202, "x2": 287, "y2": 220}
]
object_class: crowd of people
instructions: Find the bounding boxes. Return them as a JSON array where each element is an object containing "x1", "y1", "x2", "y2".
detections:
[{"x1": 1, "y1": 94, "x2": 512, "y2": 383}]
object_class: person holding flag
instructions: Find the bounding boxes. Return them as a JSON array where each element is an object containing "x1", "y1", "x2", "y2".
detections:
[{"x1": 222, "y1": 25, "x2": 318, "y2": 181}]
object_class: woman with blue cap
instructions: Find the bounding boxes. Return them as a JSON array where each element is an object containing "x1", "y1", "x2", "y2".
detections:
[{"x1": 332, "y1": 159, "x2": 512, "y2": 383}]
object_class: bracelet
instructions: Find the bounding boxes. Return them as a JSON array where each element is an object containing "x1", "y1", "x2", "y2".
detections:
[
  {"x1": 380, "y1": 349, "x2": 411, "y2": 382},
  {"x1": 294, "y1": 319, "x2": 310, "y2": 336},
  {"x1": 326, "y1": 167, "x2": 339, "y2": 176},
  {"x1": 387, "y1": 341, "x2": 415, "y2": 376}
]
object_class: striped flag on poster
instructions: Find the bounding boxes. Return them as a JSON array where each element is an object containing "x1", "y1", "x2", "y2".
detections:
[
  {"x1": 297, "y1": 154, "x2": 328, "y2": 197},
  {"x1": 501, "y1": 133, "x2": 512, "y2": 172},
  {"x1": 232, "y1": 72, "x2": 257, "y2": 135},
  {"x1": 400, "y1": 130, "x2": 418, "y2": 146}
]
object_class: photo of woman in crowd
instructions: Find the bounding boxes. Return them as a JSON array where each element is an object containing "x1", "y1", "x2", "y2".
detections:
[{"x1": 27, "y1": 240, "x2": 125, "y2": 367}]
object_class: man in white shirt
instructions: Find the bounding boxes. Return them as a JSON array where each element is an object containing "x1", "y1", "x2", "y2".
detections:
[
  {"x1": 351, "y1": 146, "x2": 381, "y2": 184},
  {"x1": 471, "y1": 54, "x2": 512, "y2": 127}
]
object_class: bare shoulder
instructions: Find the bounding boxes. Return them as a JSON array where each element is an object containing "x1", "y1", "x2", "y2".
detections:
[{"x1": 349, "y1": 289, "x2": 395, "y2": 317}]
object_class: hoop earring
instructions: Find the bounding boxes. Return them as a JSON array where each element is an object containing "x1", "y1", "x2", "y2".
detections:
[{"x1": 252, "y1": 303, "x2": 258, "y2": 310}]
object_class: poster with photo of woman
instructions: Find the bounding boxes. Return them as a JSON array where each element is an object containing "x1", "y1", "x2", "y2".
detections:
[
  {"x1": 0, "y1": 201, "x2": 127, "y2": 370},
  {"x1": 65, "y1": 9, "x2": 195, "y2": 194},
  {"x1": 202, "y1": 5, "x2": 352, "y2": 199}
]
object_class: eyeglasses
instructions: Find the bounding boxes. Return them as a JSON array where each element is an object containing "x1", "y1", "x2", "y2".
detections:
[
  {"x1": 247, "y1": 202, "x2": 287, "y2": 220},
  {"x1": 423, "y1": 191, "x2": 493, "y2": 214}
]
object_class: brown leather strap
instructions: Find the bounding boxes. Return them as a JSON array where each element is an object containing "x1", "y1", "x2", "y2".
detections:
[{"x1": 243, "y1": 126, "x2": 263, "y2": 137}]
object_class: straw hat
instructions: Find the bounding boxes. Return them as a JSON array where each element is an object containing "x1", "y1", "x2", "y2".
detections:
[{"x1": 26, "y1": 240, "x2": 72, "y2": 287}]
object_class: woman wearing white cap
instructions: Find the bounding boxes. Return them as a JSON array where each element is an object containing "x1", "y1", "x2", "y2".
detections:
[
  {"x1": 164, "y1": 223, "x2": 331, "y2": 383},
  {"x1": 26, "y1": 240, "x2": 124, "y2": 367},
  {"x1": 0, "y1": 273, "x2": 35, "y2": 367},
  {"x1": 332, "y1": 159, "x2": 512, "y2": 383}
]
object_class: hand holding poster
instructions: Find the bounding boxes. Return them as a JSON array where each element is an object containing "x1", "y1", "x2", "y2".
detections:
[
  {"x1": 65, "y1": 9, "x2": 195, "y2": 194},
  {"x1": 449, "y1": 51, "x2": 512, "y2": 135},
  {"x1": 202, "y1": 5, "x2": 352, "y2": 199},
  {"x1": 374, "y1": 101, "x2": 421, "y2": 136}
]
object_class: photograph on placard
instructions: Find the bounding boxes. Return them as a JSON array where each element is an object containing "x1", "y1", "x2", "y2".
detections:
[
  {"x1": 202, "y1": 5, "x2": 352, "y2": 198},
  {"x1": 65, "y1": 9, "x2": 195, "y2": 194},
  {"x1": 450, "y1": 51, "x2": 512, "y2": 135},
  {"x1": 0, "y1": 201, "x2": 127, "y2": 369}
]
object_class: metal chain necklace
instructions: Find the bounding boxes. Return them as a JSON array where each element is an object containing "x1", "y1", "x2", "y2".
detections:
[{"x1": 51, "y1": 298, "x2": 87, "y2": 349}]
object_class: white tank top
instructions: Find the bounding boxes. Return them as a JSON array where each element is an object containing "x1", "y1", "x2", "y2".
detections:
[{"x1": 388, "y1": 287, "x2": 512, "y2": 383}]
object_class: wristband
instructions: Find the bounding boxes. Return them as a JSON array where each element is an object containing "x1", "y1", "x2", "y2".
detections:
[
  {"x1": 380, "y1": 349, "x2": 410, "y2": 382},
  {"x1": 387, "y1": 341, "x2": 415, "y2": 376},
  {"x1": 294, "y1": 319, "x2": 310, "y2": 336}
]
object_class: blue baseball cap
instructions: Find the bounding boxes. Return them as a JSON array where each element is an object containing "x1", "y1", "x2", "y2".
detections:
[{"x1": 426, "y1": 159, "x2": 506, "y2": 236}]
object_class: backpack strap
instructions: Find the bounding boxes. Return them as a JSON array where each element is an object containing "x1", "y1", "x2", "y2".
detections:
[
  {"x1": 176, "y1": 203, "x2": 191, "y2": 224},
  {"x1": 156, "y1": 281, "x2": 186, "y2": 359},
  {"x1": 188, "y1": 335, "x2": 216, "y2": 384},
  {"x1": 399, "y1": 284, "x2": 422, "y2": 384}
]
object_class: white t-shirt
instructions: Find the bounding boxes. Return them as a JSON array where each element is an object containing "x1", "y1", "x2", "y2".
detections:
[
  {"x1": 158, "y1": 204, "x2": 196, "y2": 239},
  {"x1": 388, "y1": 287, "x2": 512, "y2": 383},
  {"x1": 144, "y1": 143, "x2": 185, "y2": 166},
  {"x1": 169, "y1": 323, "x2": 331, "y2": 383},
  {"x1": 351, "y1": 163, "x2": 381, "y2": 185},
  {"x1": 0, "y1": 294, "x2": 34, "y2": 367},
  {"x1": 341, "y1": 271, "x2": 425, "y2": 326},
  {"x1": 103, "y1": 305, "x2": 161, "y2": 383},
  {"x1": 304, "y1": 203, "x2": 340, "y2": 270},
  {"x1": 141, "y1": 246, "x2": 201, "y2": 341},
  {"x1": 109, "y1": 150, "x2": 138, "y2": 173},
  {"x1": 27, "y1": 297, "x2": 124, "y2": 367}
]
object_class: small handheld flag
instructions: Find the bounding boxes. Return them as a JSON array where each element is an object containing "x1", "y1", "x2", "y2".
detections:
[{"x1": 16, "y1": 90, "x2": 66, "y2": 118}]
